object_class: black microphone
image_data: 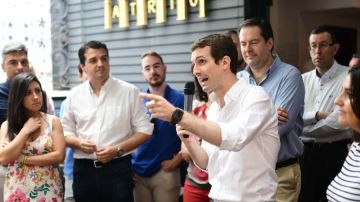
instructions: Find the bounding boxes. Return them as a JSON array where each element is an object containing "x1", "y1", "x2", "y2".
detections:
[{"x1": 183, "y1": 82, "x2": 195, "y2": 138}]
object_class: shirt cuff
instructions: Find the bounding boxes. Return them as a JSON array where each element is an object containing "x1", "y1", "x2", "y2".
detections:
[{"x1": 303, "y1": 111, "x2": 317, "y2": 125}]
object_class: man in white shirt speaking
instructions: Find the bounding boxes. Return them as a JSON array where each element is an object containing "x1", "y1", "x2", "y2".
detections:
[
  {"x1": 62, "y1": 40, "x2": 153, "y2": 202},
  {"x1": 140, "y1": 34, "x2": 280, "y2": 202}
]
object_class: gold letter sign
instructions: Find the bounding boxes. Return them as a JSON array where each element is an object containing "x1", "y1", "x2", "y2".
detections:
[{"x1": 104, "y1": 0, "x2": 207, "y2": 29}]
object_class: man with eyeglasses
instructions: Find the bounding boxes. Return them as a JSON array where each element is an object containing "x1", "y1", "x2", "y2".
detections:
[{"x1": 299, "y1": 25, "x2": 352, "y2": 202}]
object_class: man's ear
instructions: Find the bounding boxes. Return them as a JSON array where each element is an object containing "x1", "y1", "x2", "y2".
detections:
[
  {"x1": 266, "y1": 37, "x2": 274, "y2": 51},
  {"x1": 80, "y1": 63, "x2": 86, "y2": 73},
  {"x1": 222, "y1": 55, "x2": 232, "y2": 70},
  {"x1": 333, "y1": 43, "x2": 340, "y2": 56}
]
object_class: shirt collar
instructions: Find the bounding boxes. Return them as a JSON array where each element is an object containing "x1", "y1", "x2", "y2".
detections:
[
  {"x1": 209, "y1": 79, "x2": 244, "y2": 107},
  {"x1": 316, "y1": 61, "x2": 338, "y2": 83},
  {"x1": 145, "y1": 85, "x2": 170, "y2": 99},
  {"x1": 244, "y1": 54, "x2": 279, "y2": 85},
  {"x1": 5, "y1": 80, "x2": 10, "y2": 89},
  {"x1": 86, "y1": 76, "x2": 113, "y2": 94}
]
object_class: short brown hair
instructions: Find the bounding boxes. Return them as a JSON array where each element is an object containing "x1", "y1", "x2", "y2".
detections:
[
  {"x1": 191, "y1": 34, "x2": 238, "y2": 75},
  {"x1": 141, "y1": 51, "x2": 164, "y2": 64}
]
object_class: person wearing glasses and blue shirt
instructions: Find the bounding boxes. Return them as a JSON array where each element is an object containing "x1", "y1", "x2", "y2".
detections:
[{"x1": 299, "y1": 25, "x2": 353, "y2": 202}]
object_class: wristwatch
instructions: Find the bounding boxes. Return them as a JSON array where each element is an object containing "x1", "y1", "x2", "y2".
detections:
[
  {"x1": 116, "y1": 145, "x2": 125, "y2": 157},
  {"x1": 170, "y1": 108, "x2": 184, "y2": 125}
]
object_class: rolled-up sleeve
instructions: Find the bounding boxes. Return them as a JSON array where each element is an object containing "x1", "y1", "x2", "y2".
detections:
[{"x1": 130, "y1": 88, "x2": 154, "y2": 135}]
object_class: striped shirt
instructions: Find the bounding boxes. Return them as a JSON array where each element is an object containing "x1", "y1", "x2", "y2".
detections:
[{"x1": 327, "y1": 142, "x2": 360, "y2": 201}]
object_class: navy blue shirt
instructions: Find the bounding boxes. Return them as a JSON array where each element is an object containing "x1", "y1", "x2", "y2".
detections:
[
  {"x1": 0, "y1": 80, "x2": 10, "y2": 125},
  {"x1": 237, "y1": 55, "x2": 305, "y2": 162},
  {"x1": 132, "y1": 85, "x2": 184, "y2": 177}
]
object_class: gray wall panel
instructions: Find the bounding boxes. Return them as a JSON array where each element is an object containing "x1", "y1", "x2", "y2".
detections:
[{"x1": 55, "y1": 0, "x2": 244, "y2": 90}]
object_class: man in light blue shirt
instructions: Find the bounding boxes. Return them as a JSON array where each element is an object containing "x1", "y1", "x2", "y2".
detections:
[{"x1": 237, "y1": 18, "x2": 304, "y2": 202}]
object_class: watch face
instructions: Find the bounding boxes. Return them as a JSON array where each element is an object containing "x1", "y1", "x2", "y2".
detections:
[
  {"x1": 116, "y1": 147, "x2": 124, "y2": 157},
  {"x1": 171, "y1": 109, "x2": 184, "y2": 125}
]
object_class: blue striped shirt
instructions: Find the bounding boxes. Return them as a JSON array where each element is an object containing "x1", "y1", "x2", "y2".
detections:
[{"x1": 237, "y1": 55, "x2": 304, "y2": 161}]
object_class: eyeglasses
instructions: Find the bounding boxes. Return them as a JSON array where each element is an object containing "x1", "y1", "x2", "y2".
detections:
[{"x1": 308, "y1": 42, "x2": 334, "y2": 51}]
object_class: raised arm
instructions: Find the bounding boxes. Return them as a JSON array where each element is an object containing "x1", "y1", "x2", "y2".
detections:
[
  {"x1": 25, "y1": 116, "x2": 66, "y2": 166},
  {"x1": 0, "y1": 117, "x2": 41, "y2": 164}
]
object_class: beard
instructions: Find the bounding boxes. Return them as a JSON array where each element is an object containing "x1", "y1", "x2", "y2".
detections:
[{"x1": 148, "y1": 76, "x2": 165, "y2": 88}]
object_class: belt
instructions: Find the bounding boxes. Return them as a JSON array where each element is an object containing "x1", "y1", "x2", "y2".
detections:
[
  {"x1": 276, "y1": 157, "x2": 298, "y2": 169},
  {"x1": 75, "y1": 155, "x2": 131, "y2": 169},
  {"x1": 304, "y1": 139, "x2": 350, "y2": 149}
]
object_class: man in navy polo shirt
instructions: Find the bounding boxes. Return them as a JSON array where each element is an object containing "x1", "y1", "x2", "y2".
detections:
[{"x1": 132, "y1": 51, "x2": 184, "y2": 202}]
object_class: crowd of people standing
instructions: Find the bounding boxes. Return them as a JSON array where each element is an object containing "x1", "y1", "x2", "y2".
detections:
[{"x1": 0, "y1": 17, "x2": 359, "y2": 202}]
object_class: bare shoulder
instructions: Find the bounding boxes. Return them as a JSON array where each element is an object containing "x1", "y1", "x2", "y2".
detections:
[
  {"x1": 44, "y1": 114, "x2": 62, "y2": 130},
  {"x1": 0, "y1": 120, "x2": 8, "y2": 130},
  {"x1": 0, "y1": 121, "x2": 8, "y2": 141}
]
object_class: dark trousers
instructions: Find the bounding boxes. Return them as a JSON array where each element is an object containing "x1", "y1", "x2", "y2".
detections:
[
  {"x1": 73, "y1": 155, "x2": 134, "y2": 202},
  {"x1": 298, "y1": 139, "x2": 349, "y2": 202}
]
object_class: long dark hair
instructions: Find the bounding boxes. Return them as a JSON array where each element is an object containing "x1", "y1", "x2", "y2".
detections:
[
  {"x1": 7, "y1": 72, "x2": 44, "y2": 141},
  {"x1": 194, "y1": 76, "x2": 208, "y2": 102},
  {"x1": 348, "y1": 66, "x2": 360, "y2": 141}
]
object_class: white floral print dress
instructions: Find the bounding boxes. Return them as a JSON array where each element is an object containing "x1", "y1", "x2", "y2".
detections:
[{"x1": 4, "y1": 115, "x2": 62, "y2": 202}]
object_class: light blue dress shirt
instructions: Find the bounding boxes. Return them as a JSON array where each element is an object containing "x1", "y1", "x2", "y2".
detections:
[{"x1": 237, "y1": 55, "x2": 305, "y2": 161}]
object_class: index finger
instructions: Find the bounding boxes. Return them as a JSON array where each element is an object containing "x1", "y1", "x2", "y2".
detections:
[{"x1": 139, "y1": 92, "x2": 162, "y2": 101}]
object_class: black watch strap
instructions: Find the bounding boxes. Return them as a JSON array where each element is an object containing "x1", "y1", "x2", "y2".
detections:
[{"x1": 170, "y1": 108, "x2": 184, "y2": 125}]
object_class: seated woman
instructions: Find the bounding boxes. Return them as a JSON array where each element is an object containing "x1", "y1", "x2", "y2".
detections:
[
  {"x1": 326, "y1": 66, "x2": 360, "y2": 201},
  {"x1": 0, "y1": 72, "x2": 65, "y2": 202}
]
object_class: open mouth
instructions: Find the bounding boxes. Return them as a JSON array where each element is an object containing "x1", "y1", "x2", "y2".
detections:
[{"x1": 198, "y1": 77, "x2": 208, "y2": 86}]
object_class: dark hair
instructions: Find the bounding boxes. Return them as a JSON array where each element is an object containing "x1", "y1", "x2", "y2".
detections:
[
  {"x1": 78, "y1": 64, "x2": 83, "y2": 75},
  {"x1": 7, "y1": 72, "x2": 44, "y2": 141},
  {"x1": 78, "y1": 40, "x2": 109, "y2": 65},
  {"x1": 349, "y1": 66, "x2": 360, "y2": 119},
  {"x1": 226, "y1": 30, "x2": 238, "y2": 37},
  {"x1": 310, "y1": 25, "x2": 337, "y2": 44},
  {"x1": 238, "y1": 18, "x2": 274, "y2": 42},
  {"x1": 191, "y1": 34, "x2": 238, "y2": 75},
  {"x1": 348, "y1": 66, "x2": 360, "y2": 141},
  {"x1": 194, "y1": 76, "x2": 208, "y2": 102},
  {"x1": 141, "y1": 51, "x2": 164, "y2": 64}
]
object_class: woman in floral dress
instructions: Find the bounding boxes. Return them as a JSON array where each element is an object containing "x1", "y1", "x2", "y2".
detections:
[{"x1": 0, "y1": 72, "x2": 65, "y2": 202}]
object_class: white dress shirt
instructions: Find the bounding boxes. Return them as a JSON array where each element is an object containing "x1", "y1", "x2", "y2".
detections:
[
  {"x1": 62, "y1": 76, "x2": 153, "y2": 159},
  {"x1": 301, "y1": 62, "x2": 352, "y2": 143},
  {"x1": 202, "y1": 79, "x2": 280, "y2": 202}
]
